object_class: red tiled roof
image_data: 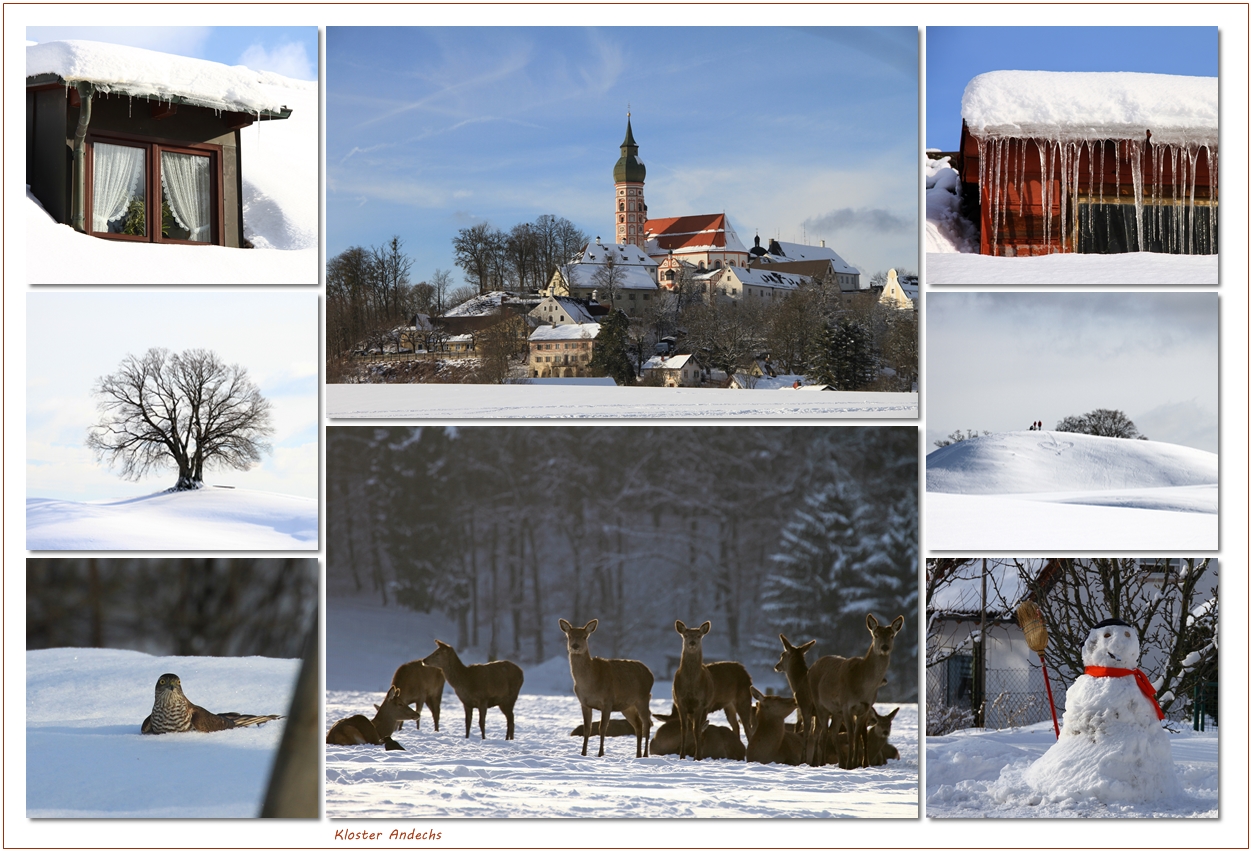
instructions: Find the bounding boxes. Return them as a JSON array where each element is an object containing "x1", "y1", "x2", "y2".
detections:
[{"x1": 645, "y1": 213, "x2": 733, "y2": 251}]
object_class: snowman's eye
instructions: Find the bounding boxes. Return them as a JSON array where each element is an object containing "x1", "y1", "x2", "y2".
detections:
[
  {"x1": 1124, "y1": 631, "x2": 1131, "y2": 638},
  {"x1": 1104, "y1": 632, "x2": 1111, "y2": 638}
]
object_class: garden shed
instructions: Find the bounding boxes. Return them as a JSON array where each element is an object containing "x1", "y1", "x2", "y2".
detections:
[
  {"x1": 956, "y1": 71, "x2": 1217, "y2": 257},
  {"x1": 26, "y1": 40, "x2": 293, "y2": 248}
]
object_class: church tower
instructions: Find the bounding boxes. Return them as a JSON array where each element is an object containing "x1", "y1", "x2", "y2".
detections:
[{"x1": 613, "y1": 114, "x2": 647, "y2": 248}]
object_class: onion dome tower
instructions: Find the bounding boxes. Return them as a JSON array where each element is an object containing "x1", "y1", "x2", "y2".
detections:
[{"x1": 614, "y1": 114, "x2": 647, "y2": 248}]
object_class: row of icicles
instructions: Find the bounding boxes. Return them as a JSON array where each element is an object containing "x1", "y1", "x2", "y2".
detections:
[{"x1": 976, "y1": 135, "x2": 1218, "y2": 255}]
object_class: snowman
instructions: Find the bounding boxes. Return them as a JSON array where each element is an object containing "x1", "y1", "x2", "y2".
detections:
[{"x1": 1024, "y1": 617, "x2": 1182, "y2": 803}]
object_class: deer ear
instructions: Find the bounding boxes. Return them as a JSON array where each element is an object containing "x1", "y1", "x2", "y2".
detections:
[
  {"x1": 779, "y1": 634, "x2": 792, "y2": 649},
  {"x1": 586, "y1": 619, "x2": 598, "y2": 633},
  {"x1": 866, "y1": 613, "x2": 879, "y2": 630},
  {"x1": 700, "y1": 621, "x2": 711, "y2": 635},
  {"x1": 800, "y1": 639, "x2": 816, "y2": 652},
  {"x1": 559, "y1": 619, "x2": 572, "y2": 633},
  {"x1": 675, "y1": 620, "x2": 686, "y2": 633},
  {"x1": 750, "y1": 686, "x2": 764, "y2": 701},
  {"x1": 891, "y1": 615, "x2": 905, "y2": 633}
]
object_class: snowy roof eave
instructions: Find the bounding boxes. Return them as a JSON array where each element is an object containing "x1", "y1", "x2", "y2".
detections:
[
  {"x1": 26, "y1": 41, "x2": 296, "y2": 120},
  {"x1": 962, "y1": 70, "x2": 1219, "y2": 148}
]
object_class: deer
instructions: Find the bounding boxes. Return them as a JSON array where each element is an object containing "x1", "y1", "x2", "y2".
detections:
[
  {"x1": 864, "y1": 706, "x2": 901, "y2": 766},
  {"x1": 388, "y1": 660, "x2": 445, "y2": 731},
  {"x1": 420, "y1": 639, "x2": 524, "y2": 740},
  {"x1": 569, "y1": 718, "x2": 638, "y2": 738},
  {"x1": 558, "y1": 618, "x2": 654, "y2": 758},
  {"x1": 705, "y1": 660, "x2": 755, "y2": 741},
  {"x1": 672, "y1": 620, "x2": 715, "y2": 760},
  {"x1": 746, "y1": 687, "x2": 803, "y2": 765},
  {"x1": 326, "y1": 685, "x2": 421, "y2": 750},
  {"x1": 774, "y1": 634, "x2": 817, "y2": 758},
  {"x1": 650, "y1": 707, "x2": 745, "y2": 760},
  {"x1": 807, "y1": 613, "x2": 905, "y2": 768}
]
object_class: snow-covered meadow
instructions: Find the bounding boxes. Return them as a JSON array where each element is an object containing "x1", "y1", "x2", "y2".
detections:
[
  {"x1": 26, "y1": 486, "x2": 318, "y2": 550},
  {"x1": 326, "y1": 595, "x2": 918, "y2": 819},
  {"x1": 26, "y1": 647, "x2": 297, "y2": 818},
  {"x1": 23, "y1": 40, "x2": 317, "y2": 284},
  {"x1": 326, "y1": 383, "x2": 918, "y2": 419},
  {"x1": 927, "y1": 721, "x2": 1218, "y2": 818},
  {"x1": 926, "y1": 431, "x2": 1218, "y2": 549}
]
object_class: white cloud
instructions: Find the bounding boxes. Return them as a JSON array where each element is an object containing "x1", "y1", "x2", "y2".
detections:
[{"x1": 238, "y1": 41, "x2": 315, "y2": 81}]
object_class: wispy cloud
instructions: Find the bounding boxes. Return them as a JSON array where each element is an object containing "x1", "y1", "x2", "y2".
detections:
[
  {"x1": 238, "y1": 41, "x2": 315, "y2": 80},
  {"x1": 804, "y1": 207, "x2": 915, "y2": 235}
]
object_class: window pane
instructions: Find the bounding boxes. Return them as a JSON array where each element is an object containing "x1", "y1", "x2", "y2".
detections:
[
  {"x1": 92, "y1": 142, "x2": 146, "y2": 235},
  {"x1": 160, "y1": 151, "x2": 211, "y2": 242}
]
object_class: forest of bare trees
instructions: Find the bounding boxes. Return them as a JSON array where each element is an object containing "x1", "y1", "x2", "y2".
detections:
[{"x1": 327, "y1": 426, "x2": 919, "y2": 700}]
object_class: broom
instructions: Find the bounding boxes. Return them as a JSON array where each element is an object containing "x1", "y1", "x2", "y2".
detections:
[{"x1": 1016, "y1": 600, "x2": 1060, "y2": 739}]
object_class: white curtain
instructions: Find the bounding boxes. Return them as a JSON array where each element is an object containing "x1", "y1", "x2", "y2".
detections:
[
  {"x1": 161, "y1": 152, "x2": 211, "y2": 242},
  {"x1": 91, "y1": 143, "x2": 145, "y2": 232}
]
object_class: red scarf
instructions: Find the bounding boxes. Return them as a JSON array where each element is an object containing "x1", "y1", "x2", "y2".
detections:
[{"x1": 1084, "y1": 666, "x2": 1165, "y2": 720}]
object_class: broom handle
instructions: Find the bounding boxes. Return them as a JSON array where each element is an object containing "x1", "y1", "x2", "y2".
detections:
[{"x1": 1040, "y1": 653, "x2": 1060, "y2": 739}]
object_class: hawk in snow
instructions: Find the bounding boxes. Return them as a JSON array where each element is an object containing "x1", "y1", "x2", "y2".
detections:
[{"x1": 141, "y1": 673, "x2": 282, "y2": 734}]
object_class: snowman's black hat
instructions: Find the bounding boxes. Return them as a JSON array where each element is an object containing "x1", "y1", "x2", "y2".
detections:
[{"x1": 1093, "y1": 617, "x2": 1132, "y2": 629}]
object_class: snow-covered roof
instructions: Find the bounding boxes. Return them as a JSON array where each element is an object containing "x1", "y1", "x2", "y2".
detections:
[
  {"x1": 642, "y1": 353, "x2": 694, "y2": 371},
  {"x1": 559, "y1": 263, "x2": 658, "y2": 292},
  {"x1": 721, "y1": 266, "x2": 808, "y2": 290},
  {"x1": 962, "y1": 71, "x2": 1218, "y2": 147},
  {"x1": 443, "y1": 291, "x2": 529, "y2": 318},
  {"x1": 529, "y1": 295, "x2": 599, "y2": 324},
  {"x1": 578, "y1": 240, "x2": 658, "y2": 268},
  {"x1": 644, "y1": 214, "x2": 749, "y2": 257},
  {"x1": 756, "y1": 241, "x2": 860, "y2": 275},
  {"x1": 27, "y1": 40, "x2": 296, "y2": 119},
  {"x1": 529, "y1": 323, "x2": 601, "y2": 342}
]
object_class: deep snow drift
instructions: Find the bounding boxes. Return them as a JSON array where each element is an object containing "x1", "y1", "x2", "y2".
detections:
[
  {"x1": 926, "y1": 431, "x2": 1218, "y2": 549},
  {"x1": 927, "y1": 721, "x2": 1216, "y2": 818},
  {"x1": 26, "y1": 486, "x2": 317, "y2": 550},
  {"x1": 24, "y1": 41, "x2": 317, "y2": 284},
  {"x1": 26, "y1": 648, "x2": 297, "y2": 818},
  {"x1": 325, "y1": 383, "x2": 918, "y2": 419},
  {"x1": 326, "y1": 595, "x2": 917, "y2": 819}
]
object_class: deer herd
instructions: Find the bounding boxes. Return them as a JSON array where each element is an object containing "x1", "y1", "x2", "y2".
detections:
[{"x1": 327, "y1": 612, "x2": 905, "y2": 769}]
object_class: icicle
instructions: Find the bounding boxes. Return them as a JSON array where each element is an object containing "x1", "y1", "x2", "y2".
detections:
[{"x1": 1127, "y1": 139, "x2": 1144, "y2": 252}]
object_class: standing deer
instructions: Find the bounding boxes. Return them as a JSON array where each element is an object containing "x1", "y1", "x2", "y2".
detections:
[
  {"x1": 808, "y1": 613, "x2": 905, "y2": 768},
  {"x1": 420, "y1": 639, "x2": 524, "y2": 740},
  {"x1": 325, "y1": 685, "x2": 421, "y2": 750},
  {"x1": 774, "y1": 634, "x2": 817, "y2": 757},
  {"x1": 558, "y1": 618, "x2": 654, "y2": 758},
  {"x1": 388, "y1": 660, "x2": 445, "y2": 731},
  {"x1": 672, "y1": 620, "x2": 714, "y2": 760},
  {"x1": 705, "y1": 660, "x2": 755, "y2": 741},
  {"x1": 746, "y1": 686, "x2": 803, "y2": 765}
]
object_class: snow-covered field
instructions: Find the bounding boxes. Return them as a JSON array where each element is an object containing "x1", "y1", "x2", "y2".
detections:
[
  {"x1": 926, "y1": 431, "x2": 1218, "y2": 549},
  {"x1": 23, "y1": 41, "x2": 317, "y2": 284},
  {"x1": 26, "y1": 647, "x2": 297, "y2": 818},
  {"x1": 26, "y1": 486, "x2": 318, "y2": 550},
  {"x1": 926, "y1": 250, "x2": 1218, "y2": 285},
  {"x1": 927, "y1": 722, "x2": 1218, "y2": 818},
  {"x1": 326, "y1": 383, "x2": 918, "y2": 419}
]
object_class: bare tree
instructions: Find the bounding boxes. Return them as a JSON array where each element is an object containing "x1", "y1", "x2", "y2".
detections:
[
  {"x1": 87, "y1": 348, "x2": 274, "y2": 491},
  {"x1": 430, "y1": 268, "x2": 454, "y2": 315},
  {"x1": 589, "y1": 253, "x2": 627, "y2": 307},
  {"x1": 1055, "y1": 409, "x2": 1147, "y2": 440}
]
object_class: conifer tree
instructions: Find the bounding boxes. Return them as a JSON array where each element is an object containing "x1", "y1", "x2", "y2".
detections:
[
  {"x1": 809, "y1": 317, "x2": 876, "y2": 390},
  {"x1": 588, "y1": 309, "x2": 636, "y2": 386}
]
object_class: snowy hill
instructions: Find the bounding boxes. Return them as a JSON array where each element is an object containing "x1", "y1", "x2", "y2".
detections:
[
  {"x1": 26, "y1": 648, "x2": 298, "y2": 818},
  {"x1": 926, "y1": 431, "x2": 1218, "y2": 549},
  {"x1": 27, "y1": 487, "x2": 317, "y2": 550}
]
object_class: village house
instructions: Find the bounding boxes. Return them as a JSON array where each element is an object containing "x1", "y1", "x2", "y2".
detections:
[
  {"x1": 26, "y1": 40, "x2": 293, "y2": 247},
  {"x1": 528, "y1": 323, "x2": 600, "y2": 378},
  {"x1": 641, "y1": 352, "x2": 702, "y2": 387},
  {"x1": 528, "y1": 293, "x2": 606, "y2": 326},
  {"x1": 956, "y1": 70, "x2": 1218, "y2": 257},
  {"x1": 747, "y1": 236, "x2": 863, "y2": 291},
  {"x1": 877, "y1": 268, "x2": 917, "y2": 311},
  {"x1": 547, "y1": 238, "x2": 659, "y2": 318},
  {"x1": 694, "y1": 265, "x2": 808, "y2": 303}
]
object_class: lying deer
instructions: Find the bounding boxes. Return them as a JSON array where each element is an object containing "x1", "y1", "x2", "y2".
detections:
[
  {"x1": 389, "y1": 659, "x2": 445, "y2": 731},
  {"x1": 808, "y1": 613, "x2": 905, "y2": 768},
  {"x1": 326, "y1": 685, "x2": 420, "y2": 750},
  {"x1": 864, "y1": 706, "x2": 900, "y2": 766},
  {"x1": 650, "y1": 707, "x2": 745, "y2": 760},
  {"x1": 672, "y1": 620, "x2": 715, "y2": 760},
  {"x1": 774, "y1": 634, "x2": 817, "y2": 758},
  {"x1": 559, "y1": 618, "x2": 653, "y2": 757},
  {"x1": 421, "y1": 639, "x2": 524, "y2": 740},
  {"x1": 746, "y1": 686, "x2": 803, "y2": 765}
]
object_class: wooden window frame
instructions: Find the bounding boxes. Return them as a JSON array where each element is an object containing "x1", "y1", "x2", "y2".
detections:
[{"x1": 85, "y1": 131, "x2": 225, "y2": 246}]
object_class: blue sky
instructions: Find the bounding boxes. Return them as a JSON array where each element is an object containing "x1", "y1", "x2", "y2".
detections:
[
  {"x1": 26, "y1": 26, "x2": 318, "y2": 80},
  {"x1": 926, "y1": 27, "x2": 1218, "y2": 150},
  {"x1": 327, "y1": 26, "x2": 920, "y2": 285},
  {"x1": 27, "y1": 292, "x2": 319, "y2": 502}
]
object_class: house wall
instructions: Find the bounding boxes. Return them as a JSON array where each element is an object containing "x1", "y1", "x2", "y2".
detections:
[
  {"x1": 26, "y1": 88, "x2": 71, "y2": 226},
  {"x1": 530, "y1": 338, "x2": 594, "y2": 378}
]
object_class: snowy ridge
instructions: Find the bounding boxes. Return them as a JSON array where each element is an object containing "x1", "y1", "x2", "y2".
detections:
[
  {"x1": 27, "y1": 487, "x2": 317, "y2": 550},
  {"x1": 27, "y1": 40, "x2": 301, "y2": 115},
  {"x1": 926, "y1": 250, "x2": 1218, "y2": 285},
  {"x1": 927, "y1": 431, "x2": 1217, "y2": 494},
  {"x1": 962, "y1": 71, "x2": 1218, "y2": 146},
  {"x1": 27, "y1": 648, "x2": 298, "y2": 818}
]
